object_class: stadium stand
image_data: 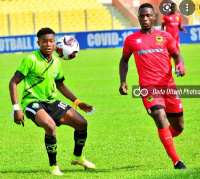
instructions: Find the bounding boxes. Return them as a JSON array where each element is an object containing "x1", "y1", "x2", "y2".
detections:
[
  {"x1": 194, "y1": 0, "x2": 200, "y2": 17},
  {"x1": 0, "y1": 0, "x2": 125, "y2": 36},
  {"x1": 0, "y1": 13, "x2": 9, "y2": 36}
]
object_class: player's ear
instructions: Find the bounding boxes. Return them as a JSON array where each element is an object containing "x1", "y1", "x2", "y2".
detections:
[
  {"x1": 153, "y1": 13, "x2": 157, "y2": 20},
  {"x1": 37, "y1": 40, "x2": 40, "y2": 47}
]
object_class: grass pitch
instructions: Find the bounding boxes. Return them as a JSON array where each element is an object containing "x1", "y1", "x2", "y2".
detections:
[{"x1": 0, "y1": 44, "x2": 200, "y2": 178}]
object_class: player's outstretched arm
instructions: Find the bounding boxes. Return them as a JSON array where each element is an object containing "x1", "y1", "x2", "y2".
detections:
[
  {"x1": 56, "y1": 82, "x2": 94, "y2": 113},
  {"x1": 9, "y1": 75, "x2": 25, "y2": 127},
  {"x1": 171, "y1": 51, "x2": 186, "y2": 77},
  {"x1": 119, "y1": 55, "x2": 130, "y2": 95},
  {"x1": 178, "y1": 25, "x2": 187, "y2": 34}
]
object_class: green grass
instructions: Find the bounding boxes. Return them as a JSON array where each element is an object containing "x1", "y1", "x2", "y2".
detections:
[{"x1": 0, "y1": 44, "x2": 200, "y2": 178}]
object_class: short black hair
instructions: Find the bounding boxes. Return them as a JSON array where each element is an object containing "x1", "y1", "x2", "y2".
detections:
[
  {"x1": 37, "y1": 27, "x2": 55, "y2": 38},
  {"x1": 171, "y1": 2, "x2": 176, "y2": 6},
  {"x1": 139, "y1": 3, "x2": 154, "y2": 12}
]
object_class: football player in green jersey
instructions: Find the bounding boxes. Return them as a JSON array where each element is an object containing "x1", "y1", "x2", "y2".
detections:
[{"x1": 9, "y1": 27, "x2": 95, "y2": 175}]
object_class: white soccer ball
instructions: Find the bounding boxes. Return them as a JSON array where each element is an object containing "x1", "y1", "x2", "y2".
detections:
[{"x1": 55, "y1": 36, "x2": 79, "y2": 60}]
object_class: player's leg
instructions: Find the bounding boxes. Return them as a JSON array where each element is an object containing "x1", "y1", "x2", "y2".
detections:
[
  {"x1": 25, "y1": 102, "x2": 62, "y2": 175},
  {"x1": 35, "y1": 109, "x2": 63, "y2": 175},
  {"x1": 164, "y1": 96, "x2": 187, "y2": 169},
  {"x1": 149, "y1": 107, "x2": 183, "y2": 167},
  {"x1": 60, "y1": 108, "x2": 87, "y2": 157},
  {"x1": 143, "y1": 94, "x2": 183, "y2": 168},
  {"x1": 167, "y1": 113, "x2": 184, "y2": 137},
  {"x1": 59, "y1": 108, "x2": 95, "y2": 169},
  {"x1": 167, "y1": 114, "x2": 187, "y2": 169},
  {"x1": 35, "y1": 109, "x2": 57, "y2": 164},
  {"x1": 165, "y1": 95, "x2": 184, "y2": 137}
]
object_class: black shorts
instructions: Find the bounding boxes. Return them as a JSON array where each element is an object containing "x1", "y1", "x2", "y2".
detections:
[{"x1": 25, "y1": 100, "x2": 71, "y2": 127}]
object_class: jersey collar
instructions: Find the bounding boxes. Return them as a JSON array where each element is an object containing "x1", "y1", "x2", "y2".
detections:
[{"x1": 38, "y1": 50, "x2": 53, "y2": 63}]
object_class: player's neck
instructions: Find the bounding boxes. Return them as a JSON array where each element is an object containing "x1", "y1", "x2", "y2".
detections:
[
  {"x1": 141, "y1": 27, "x2": 155, "y2": 34},
  {"x1": 40, "y1": 50, "x2": 52, "y2": 61},
  {"x1": 46, "y1": 56, "x2": 52, "y2": 61}
]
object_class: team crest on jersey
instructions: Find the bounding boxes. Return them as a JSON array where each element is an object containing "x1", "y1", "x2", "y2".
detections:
[
  {"x1": 32, "y1": 103, "x2": 39, "y2": 108},
  {"x1": 54, "y1": 72, "x2": 58, "y2": 79},
  {"x1": 147, "y1": 95, "x2": 154, "y2": 102},
  {"x1": 156, "y1": 35, "x2": 164, "y2": 45},
  {"x1": 176, "y1": 16, "x2": 179, "y2": 21},
  {"x1": 156, "y1": 35, "x2": 163, "y2": 42}
]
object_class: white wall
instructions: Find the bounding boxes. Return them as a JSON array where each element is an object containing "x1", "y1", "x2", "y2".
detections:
[{"x1": 97, "y1": 0, "x2": 112, "y2": 4}]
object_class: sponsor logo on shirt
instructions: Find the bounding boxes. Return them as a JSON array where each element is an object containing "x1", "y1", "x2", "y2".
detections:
[
  {"x1": 137, "y1": 49, "x2": 163, "y2": 55},
  {"x1": 170, "y1": 22, "x2": 179, "y2": 25},
  {"x1": 137, "y1": 39, "x2": 142, "y2": 43}
]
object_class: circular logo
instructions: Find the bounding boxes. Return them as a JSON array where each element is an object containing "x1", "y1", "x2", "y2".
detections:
[
  {"x1": 133, "y1": 87, "x2": 148, "y2": 97},
  {"x1": 140, "y1": 89, "x2": 148, "y2": 97},
  {"x1": 159, "y1": 0, "x2": 174, "y2": 15},
  {"x1": 179, "y1": 0, "x2": 195, "y2": 16}
]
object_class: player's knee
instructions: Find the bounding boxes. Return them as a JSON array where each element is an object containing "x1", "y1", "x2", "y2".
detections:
[
  {"x1": 82, "y1": 118, "x2": 88, "y2": 129},
  {"x1": 43, "y1": 120, "x2": 56, "y2": 134},
  {"x1": 77, "y1": 118, "x2": 87, "y2": 130},
  {"x1": 178, "y1": 123, "x2": 184, "y2": 132},
  {"x1": 158, "y1": 116, "x2": 168, "y2": 126},
  {"x1": 176, "y1": 119, "x2": 184, "y2": 132},
  {"x1": 151, "y1": 109, "x2": 167, "y2": 121}
]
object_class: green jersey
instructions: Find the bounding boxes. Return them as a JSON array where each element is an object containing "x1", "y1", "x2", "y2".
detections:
[{"x1": 15, "y1": 50, "x2": 64, "y2": 112}]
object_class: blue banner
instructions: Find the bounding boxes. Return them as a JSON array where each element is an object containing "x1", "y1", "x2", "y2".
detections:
[
  {"x1": 0, "y1": 25, "x2": 199, "y2": 54},
  {"x1": 179, "y1": 25, "x2": 200, "y2": 44}
]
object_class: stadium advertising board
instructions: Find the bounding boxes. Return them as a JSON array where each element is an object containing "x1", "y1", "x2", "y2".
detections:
[{"x1": 0, "y1": 25, "x2": 199, "y2": 54}]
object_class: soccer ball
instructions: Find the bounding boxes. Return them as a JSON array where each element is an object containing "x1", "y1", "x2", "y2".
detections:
[{"x1": 55, "y1": 36, "x2": 79, "y2": 60}]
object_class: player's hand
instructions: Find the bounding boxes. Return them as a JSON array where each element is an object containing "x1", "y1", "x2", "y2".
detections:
[
  {"x1": 175, "y1": 63, "x2": 186, "y2": 77},
  {"x1": 119, "y1": 82, "x2": 129, "y2": 95},
  {"x1": 78, "y1": 103, "x2": 95, "y2": 115},
  {"x1": 183, "y1": 29, "x2": 187, "y2": 34},
  {"x1": 14, "y1": 110, "x2": 25, "y2": 127}
]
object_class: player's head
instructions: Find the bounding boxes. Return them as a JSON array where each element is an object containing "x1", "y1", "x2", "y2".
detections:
[
  {"x1": 170, "y1": 3, "x2": 176, "y2": 14},
  {"x1": 37, "y1": 27, "x2": 55, "y2": 57},
  {"x1": 138, "y1": 3, "x2": 156, "y2": 31}
]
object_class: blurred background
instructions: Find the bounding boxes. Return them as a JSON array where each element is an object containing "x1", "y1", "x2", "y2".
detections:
[{"x1": 0, "y1": 0, "x2": 200, "y2": 36}]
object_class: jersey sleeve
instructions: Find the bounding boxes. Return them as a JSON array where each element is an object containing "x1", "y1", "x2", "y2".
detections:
[
  {"x1": 55, "y1": 61, "x2": 65, "y2": 83},
  {"x1": 15, "y1": 58, "x2": 32, "y2": 79},
  {"x1": 166, "y1": 32, "x2": 178, "y2": 54},
  {"x1": 123, "y1": 36, "x2": 132, "y2": 57},
  {"x1": 162, "y1": 15, "x2": 167, "y2": 25}
]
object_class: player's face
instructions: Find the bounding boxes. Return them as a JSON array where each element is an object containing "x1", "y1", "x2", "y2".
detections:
[
  {"x1": 38, "y1": 34, "x2": 55, "y2": 57},
  {"x1": 171, "y1": 4, "x2": 176, "y2": 14},
  {"x1": 138, "y1": 7, "x2": 156, "y2": 31}
]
